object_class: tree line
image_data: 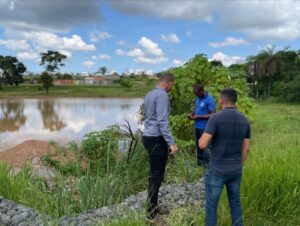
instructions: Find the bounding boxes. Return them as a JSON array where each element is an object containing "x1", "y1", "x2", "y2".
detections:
[
  {"x1": 0, "y1": 47, "x2": 299, "y2": 101},
  {"x1": 246, "y1": 46, "x2": 300, "y2": 102}
]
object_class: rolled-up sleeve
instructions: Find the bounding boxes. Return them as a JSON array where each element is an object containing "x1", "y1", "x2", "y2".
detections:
[{"x1": 156, "y1": 94, "x2": 175, "y2": 145}]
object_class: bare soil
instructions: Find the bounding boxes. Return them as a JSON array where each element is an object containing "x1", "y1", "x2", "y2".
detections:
[{"x1": 0, "y1": 140, "x2": 53, "y2": 167}]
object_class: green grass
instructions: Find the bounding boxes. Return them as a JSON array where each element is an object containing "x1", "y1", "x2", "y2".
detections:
[
  {"x1": 0, "y1": 102, "x2": 299, "y2": 225},
  {"x1": 164, "y1": 102, "x2": 300, "y2": 226},
  {"x1": 0, "y1": 83, "x2": 153, "y2": 98}
]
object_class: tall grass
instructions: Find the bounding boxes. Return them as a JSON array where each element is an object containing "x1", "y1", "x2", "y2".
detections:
[
  {"x1": 0, "y1": 102, "x2": 299, "y2": 225},
  {"x1": 164, "y1": 102, "x2": 300, "y2": 225},
  {"x1": 0, "y1": 141, "x2": 149, "y2": 218}
]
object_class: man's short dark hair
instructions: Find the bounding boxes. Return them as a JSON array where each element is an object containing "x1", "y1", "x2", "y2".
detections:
[
  {"x1": 160, "y1": 72, "x2": 174, "y2": 83},
  {"x1": 193, "y1": 83, "x2": 204, "y2": 91},
  {"x1": 220, "y1": 88, "x2": 238, "y2": 104}
]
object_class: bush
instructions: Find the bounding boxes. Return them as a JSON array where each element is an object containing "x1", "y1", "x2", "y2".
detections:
[
  {"x1": 81, "y1": 126, "x2": 119, "y2": 172},
  {"x1": 169, "y1": 54, "x2": 255, "y2": 147}
]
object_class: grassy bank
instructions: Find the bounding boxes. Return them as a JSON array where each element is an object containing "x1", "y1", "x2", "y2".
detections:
[
  {"x1": 104, "y1": 102, "x2": 300, "y2": 225},
  {"x1": 0, "y1": 83, "x2": 153, "y2": 98},
  {"x1": 0, "y1": 102, "x2": 299, "y2": 225}
]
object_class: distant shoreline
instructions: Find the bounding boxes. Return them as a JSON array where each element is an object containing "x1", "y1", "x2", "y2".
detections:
[{"x1": 0, "y1": 84, "x2": 152, "y2": 98}]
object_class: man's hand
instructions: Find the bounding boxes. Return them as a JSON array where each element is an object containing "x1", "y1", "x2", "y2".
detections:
[
  {"x1": 170, "y1": 144, "x2": 179, "y2": 155},
  {"x1": 188, "y1": 114, "x2": 197, "y2": 120}
]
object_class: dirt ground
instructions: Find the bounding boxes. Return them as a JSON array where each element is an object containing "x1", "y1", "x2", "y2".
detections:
[{"x1": 0, "y1": 140, "x2": 52, "y2": 167}]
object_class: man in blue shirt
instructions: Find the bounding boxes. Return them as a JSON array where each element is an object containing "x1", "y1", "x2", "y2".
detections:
[
  {"x1": 189, "y1": 84, "x2": 216, "y2": 168},
  {"x1": 199, "y1": 88, "x2": 251, "y2": 226},
  {"x1": 142, "y1": 73, "x2": 179, "y2": 221}
]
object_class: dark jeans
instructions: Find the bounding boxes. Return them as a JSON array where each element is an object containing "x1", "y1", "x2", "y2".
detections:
[
  {"x1": 142, "y1": 135, "x2": 168, "y2": 218},
  {"x1": 205, "y1": 170, "x2": 243, "y2": 226},
  {"x1": 195, "y1": 128, "x2": 210, "y2": 166}
]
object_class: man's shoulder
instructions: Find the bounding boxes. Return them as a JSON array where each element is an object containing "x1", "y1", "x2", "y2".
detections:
[
  {"x1": 145, "y1": 88, "x2": 167, "y2": 101},
  {"x1": 206, "y1": 93, "x2": 215, "y2": 102},
  {"x1": 230, "y1": 110, "x2": 251, "y2": 126},
  {"x1": 234, "y1": 110, "x2": 250, "y2": 122}
]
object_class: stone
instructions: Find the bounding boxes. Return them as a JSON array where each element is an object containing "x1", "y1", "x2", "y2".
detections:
[
  {"x1": 0, "y1": 213, "x2": 11, "y2": 225},
  {"x1": 7, "y1": 209, "x2": 17, "y2": 216},
  {"x1": 12, "y1": 214, "x2": 26, "y2": 225},
  {"x1": 18, "y1": 222, "x2": 30, "y2": 226}
]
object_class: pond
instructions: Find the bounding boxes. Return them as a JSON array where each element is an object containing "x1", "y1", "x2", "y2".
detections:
[{"x1": 0, "y1": 98, "x2": 143, "y2": 151}]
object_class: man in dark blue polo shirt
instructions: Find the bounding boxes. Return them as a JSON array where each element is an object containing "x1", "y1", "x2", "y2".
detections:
[
  {"x1": 199, "y1": 88, "x2": 251, "y2": 226},
  {"x1": 189, "y1": 84, "x2": 216, "y2": 168}
]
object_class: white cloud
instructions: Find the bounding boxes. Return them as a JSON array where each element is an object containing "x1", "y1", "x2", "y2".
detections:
[
  {"x1": 117, "y1": 40, "x2": 126, "y2": 46},
  {"x1": 91, "y1": 55, "x2": 98, "y2": 60},
  {"x1": 19, "y1": 31, "x2": 96, "y2": 52},
  {"x1": 127, "y1": 48, "x2": 144, "y2": 57},
  {"x1": 17, "y1": 51, "x2": 39, "y2": 61},
  {"x1": 173, "y1": 59, "x2": 185, "y2": 66},
  {"x1": 58, "y1": 50, "x2": 72, "y2": 59},
  {"x1": 110, "y1": 1, "x2": 214, "y2": 21},
  {"x1": 209, "y1": 37, "x2": 249, "y2": 48},
  {"x1": 110, "y1": 0, "x2": 300, "y2": 41},
  {"x1": 115, "y1": 49, "x2": 126, "y2": 56},
  {"x1": 127, "y1": 68, "x2": 154, "y2": 75},
  {"x1": 210, "y1": 52, "x2": 243, "y2": 67},
  {"x1": 0, "y1": 39, "x2": 30, "y2": 51},
  {"x1": 90, "y1": 31, "x2": 111, "y2": 42},
  {"x1": 116, "y1": 37, "x2": 168, "y2": 64},
  {"x1": 0, "y1": 0, "x2": 102, "y2": 32},
  {"x1": 98, "y1": 54, "x2": 111, "y2": 60},
  {"x1": 161, "y1": 33, "x2": 180, "y2": 43},
  {"x1": 138, "y1": 37, "x2": 164, "y2": 56},
  {"x1": 135, "y1": 56, "x2": 168, "y2": 64},
  {"x1": 82, "y1": 61, "x2": 96, "y2": 68}
]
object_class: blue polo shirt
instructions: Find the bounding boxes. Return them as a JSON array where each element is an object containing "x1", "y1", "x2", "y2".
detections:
[{"x1": 195, "y1": 92, "x2": 216, "y2": 129}]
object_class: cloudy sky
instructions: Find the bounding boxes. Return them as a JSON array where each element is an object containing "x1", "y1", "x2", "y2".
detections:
[{"x1": 0, "y1": 0, "x2": 300, "y2": 74}]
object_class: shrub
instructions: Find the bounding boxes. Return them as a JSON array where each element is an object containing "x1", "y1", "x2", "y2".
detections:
[
  {"x1": 81, "y1": 126, "x2": 119, "y2": 172},
  {"x1": 169, "y1": 54, "x2": 255, "y2": 147}
]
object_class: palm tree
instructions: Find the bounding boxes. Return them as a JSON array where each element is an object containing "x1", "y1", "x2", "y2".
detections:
[
  {"x1": 257, "y1": 46, "x2": 283, "y2": 97},
  {"x1": 245, "y1": 55, "x2": 264, "y2": 98}
]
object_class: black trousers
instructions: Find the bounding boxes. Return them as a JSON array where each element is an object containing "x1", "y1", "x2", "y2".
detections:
[
  {"x1": 142, "y1": 135, "x2": 168, "y2": 218},
  {"x1": 195, "y1": 128, "x2": 210, "y2": 166}
]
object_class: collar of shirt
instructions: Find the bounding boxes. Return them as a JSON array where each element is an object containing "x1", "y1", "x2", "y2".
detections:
[
  {"x1": 197, "y1": 91, "x2": 208, "y2": 101},
  {"x1": 156, "y1": 85, "x2": 167, "y2": 93},
  {"x1": 223, "y1": 106, "x2": 236, "y2": 110}
]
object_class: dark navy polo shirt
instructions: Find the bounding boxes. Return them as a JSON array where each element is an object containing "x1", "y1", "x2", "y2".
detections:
[{"x1": 205, "y1": 107, "x2": 251, "y2": 176}]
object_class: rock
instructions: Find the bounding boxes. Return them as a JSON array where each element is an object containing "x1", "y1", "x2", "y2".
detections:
[
  {"x1": 18, "y1": 222, "x2": 29, "y2": 226},
  {"x1": 0, "y1": 180, "x2": 206, "y2": 225},
  {"x1": 0, "y1": 213, "x2": 11, "y2": 225},
  {"x1": 12, "y1": 214, "x2": 26, "y2": 225}
]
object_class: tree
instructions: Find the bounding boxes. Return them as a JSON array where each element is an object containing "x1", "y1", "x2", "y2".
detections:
[
  {"x1": 99, "y1": 66, "x2": 107, "y2": 76},
  {"x1": 119, "y1": 77, "x2": 133, "y2": 88},
  {"x1": 40, "y1": 50, "x2": 67, "y2": 73},
  {"x1": 0, "y1": 55, "x2": 26, "y2": 86},
  {"x1": 168, "y1": 54, "x2": 255, "y2": 148},
  {"x1": 257, "y1": 46, "x2": 283, "y2": 97},
  {"x1": 40, "y1": 50, "x2": 67, "y2": 93},
  {"x1": 246, "y1": 46, "x2": 283, "y2": 98},
  {"x1": 40, "y1": 72, "x2": 53, "y2": 94},
  {"x1": 210, "y1": 59, "x2": 223, "y2": 68}
]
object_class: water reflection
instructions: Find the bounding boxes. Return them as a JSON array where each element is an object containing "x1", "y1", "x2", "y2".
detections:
[
  {"x1": 0, "y1": 98, "x2": 142, "y2": 151},
  {"x1": 0, "y1": 99, "x2": 26, "y2": 132},
  {"x1": 38, "y1": 100, "x2": 66, "y2": 131}
]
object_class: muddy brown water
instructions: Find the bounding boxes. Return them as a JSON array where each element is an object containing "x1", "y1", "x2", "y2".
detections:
[{"x1": 0, "y1": 98, "x2": 143, "y2": 151}]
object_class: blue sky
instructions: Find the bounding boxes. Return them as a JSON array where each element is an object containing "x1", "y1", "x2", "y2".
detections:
[{"x1": 0, "y1": 0, "x2": 300, "y2": 74}]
